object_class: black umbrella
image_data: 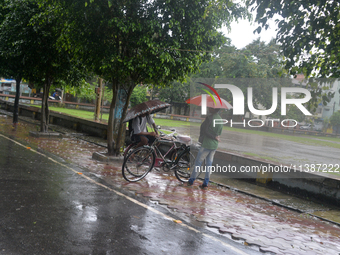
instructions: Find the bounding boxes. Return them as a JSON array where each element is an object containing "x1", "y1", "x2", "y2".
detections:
[{"x1": 123, "y1": 100, "x2": 170, "y2": 123}]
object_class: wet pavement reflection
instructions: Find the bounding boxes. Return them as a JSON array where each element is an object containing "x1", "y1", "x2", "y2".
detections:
[
  {"x1": 1, "y1": 112, "x2": 340, "y2": 254},
  {"x1": 0, "y1": 125, "x2": 252, "y2": 254}
]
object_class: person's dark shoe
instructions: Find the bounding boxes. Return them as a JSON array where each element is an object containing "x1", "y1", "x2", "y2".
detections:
[
  {"x1": 199, "y1": 184, "x2": 208, "y2": 189},
  {"x1": 187, "y1": 178, "x2": 194, "y2": 186}
]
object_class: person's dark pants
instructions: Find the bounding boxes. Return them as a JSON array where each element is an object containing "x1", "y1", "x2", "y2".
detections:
[{"x1": 131, "y1": 134, "x2": 156, "y2": 145}]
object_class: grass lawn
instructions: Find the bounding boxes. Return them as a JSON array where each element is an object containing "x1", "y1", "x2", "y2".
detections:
[
  {"x1": 31, "y1": 104, "x2": 110, "y2": 122},
  {"x1": 153, "y1": 118, "x2": 200, "y2": 128}
]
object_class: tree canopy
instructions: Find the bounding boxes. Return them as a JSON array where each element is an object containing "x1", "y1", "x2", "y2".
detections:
[
  {"x1": 190, "y1": 38, "x2": 291, "y2": 117},
  {"x1": 0, "y1": 0, "x2": 88, "y2": 131},
  {"x1": 157, "y1": 80, "x2": 190, "y2": 105},
  {"x1": 0, "y1": 0, "x2": 35, "y2": 125},
  {"x1": 249, "y1": 0, "x2": 340, "y2": 78},
  {"x1": 58, "y1": 0, "x2": 248, "y2": 85},
  {"x1": 54, "y1": 0, "x2": 248, "y2": 155},
  {"x1": 130, "y1": 85, "x2": 147, "y2": 107}
]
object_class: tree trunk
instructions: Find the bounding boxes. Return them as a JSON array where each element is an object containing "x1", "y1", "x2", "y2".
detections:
[
  {"x1": 41, "y1": 84, "x2": 46, "y2": 132},
  {"x1": 114, "y1": 83, "x2": 135, "y2": 155},
  {"x1": 13, "y1": 76, "x2": 22, "y2": 129},
  {"x1": 107, "y1": 81, "x2": 118, "y2": 155},
  {"x1": 40, "y1": 80, "x2": 52, "y2": 133},
  {"x1": 95, "y1": 77, "x2": 103, "y2": 121}
]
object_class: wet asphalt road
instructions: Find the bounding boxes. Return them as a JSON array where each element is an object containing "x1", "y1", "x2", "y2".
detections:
[
  {"x1": 175, "y1": 125, "x2": 340, "y2": 166},
  {"x1": 0, "y1": 135, "x2": 259, "y2": 255}
]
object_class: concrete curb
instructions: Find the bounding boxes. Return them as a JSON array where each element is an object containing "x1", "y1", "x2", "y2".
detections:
[
  {"x1": 29, "y1": 131, "x2": 63, "y2": 138},
  {"x1": 213, "y1": 150, "x2": 340, "y2": 206},
  {"x1": 92, "y1": 151, "x2": 124, "y2": 163}
]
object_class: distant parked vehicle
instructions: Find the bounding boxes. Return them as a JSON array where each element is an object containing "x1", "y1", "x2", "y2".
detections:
[
  {"x1": 299, "y1": 124, "x2": 312, "y2": 130},
  {"x1": 49, "y1": 89, "x2": 62, "y2": 101},
  {"x1": 48, "y1": 95, "x2": 61, "y2": 101}
]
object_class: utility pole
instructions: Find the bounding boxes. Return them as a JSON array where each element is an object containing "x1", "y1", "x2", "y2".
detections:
[{"x1": 94, "y1": 78, "x2": 103, "y2": 121}]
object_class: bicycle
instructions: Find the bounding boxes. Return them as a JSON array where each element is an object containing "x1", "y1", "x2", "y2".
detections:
[
  {"x1": 122, "y1": 131, "x2": 196, "y2": 182},
  {"x1": 123, "y1": 128, "x2": 179, "y2": 161}
]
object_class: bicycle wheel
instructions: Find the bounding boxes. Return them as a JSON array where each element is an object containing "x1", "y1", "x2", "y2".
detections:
[
  {"x1": 123, "y1": 143, "x2": 138, "y2": 159},
  {"x1": 122, "y1": 146, "x2": 155, "y2": 182},
  {"x1": 174, "y1": 149, "x2": 195, "y2": 183},
  {"x1": 170, "y1": 148, "x2": 183, "y2": 162}
]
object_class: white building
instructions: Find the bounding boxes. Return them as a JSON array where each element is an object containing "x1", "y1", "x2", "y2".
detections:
[
  {"x1": 0, "y1": 78, "x2": 31, "y2": 96},
  {"x1": 316, "y1": 80, "x2": 340, "y2": 120}
]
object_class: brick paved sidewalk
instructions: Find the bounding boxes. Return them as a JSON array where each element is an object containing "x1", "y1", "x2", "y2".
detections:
[{"x1": 1, "y1": 116, "x2": 340, "y2": 255}]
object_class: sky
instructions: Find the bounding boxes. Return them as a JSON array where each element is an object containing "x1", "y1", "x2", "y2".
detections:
[{"x1": 221, "y1": 18, "x2": 278, "y2": 49}]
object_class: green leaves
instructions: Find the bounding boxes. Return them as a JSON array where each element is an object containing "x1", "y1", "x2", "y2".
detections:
[
  {"x1": 251, "y1": 0, "x2": 340, "y2": 78},
  {"x1": 330, "y1": 112, "x2": 340, "y2": 132},
  {"x1": 130, "y1": 85, "x2": 147, "y2": 107},
  {"x1": 57, "y1": 0, "x2": 248, "y2": 87},
  {"x1": 19, "y1": 0, "x2": 250, "y2": 152}
]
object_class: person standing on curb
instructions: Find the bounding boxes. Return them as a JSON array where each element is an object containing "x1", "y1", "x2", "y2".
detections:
[{"x1": 188, "y1": 107, "x2": 223, "y2": 188}]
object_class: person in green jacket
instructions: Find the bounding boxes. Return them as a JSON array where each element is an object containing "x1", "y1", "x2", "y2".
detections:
[{"x1": 188, "y1": 107, "x2": 223, "y2": 188}]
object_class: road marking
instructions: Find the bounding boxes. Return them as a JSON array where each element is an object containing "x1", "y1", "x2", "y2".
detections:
[{"x1": 0, "y1": 133, "x2": 249, "y2": 255}]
